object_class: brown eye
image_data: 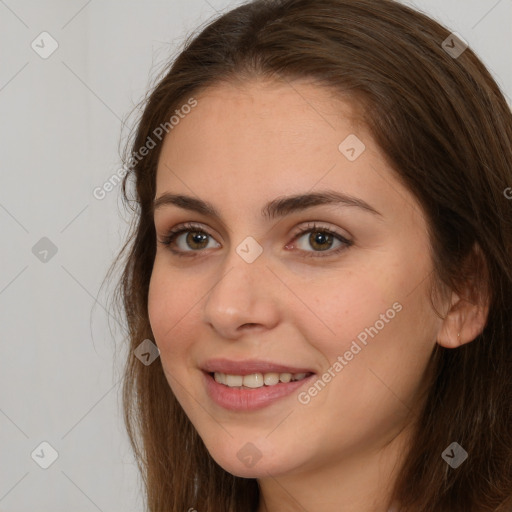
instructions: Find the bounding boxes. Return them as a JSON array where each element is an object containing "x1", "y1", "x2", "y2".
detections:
[
  {"x1": 158, "y1": 221, "x2": 353, "y2": 259},
  {"x1": 289, "y1": 222, "x2": 353, "y2": 258},
  {"x1": 158, "y1": 223, "x2": 220, "y2": 256}
]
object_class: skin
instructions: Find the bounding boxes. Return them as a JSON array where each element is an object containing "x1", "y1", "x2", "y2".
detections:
[{"x1": 148, "y1": 78, "x2": 488, "y2": 512}]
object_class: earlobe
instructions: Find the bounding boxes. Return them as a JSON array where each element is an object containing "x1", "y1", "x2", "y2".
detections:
[
  {"x1": 436, "y1": 243, "x2": 491, "y2": 349},
  {"x1": 436, "y1": 292, "x2": 490, "y2": 349}
]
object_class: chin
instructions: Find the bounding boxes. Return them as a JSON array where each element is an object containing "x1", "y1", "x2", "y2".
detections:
[{"x1": 205, "y1": 444, "x2": 299, "y2": 480}]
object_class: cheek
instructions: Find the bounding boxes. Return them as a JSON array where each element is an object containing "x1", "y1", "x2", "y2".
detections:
[
  {"x1": 148, "y1": 266, "x2": 169, "y2": 337},
  {"x1": 302, "y1": 268, "x2": 395, "y2": 346},
  {"x1": 147, "y1": 265, "x2": 201, "y2": 397},
  {"x1": 147, "y1": 264, "x2": 196, "y2": 353},
  {"x1": 303, "y1": 255, "x2": 437, "y2": 393}
]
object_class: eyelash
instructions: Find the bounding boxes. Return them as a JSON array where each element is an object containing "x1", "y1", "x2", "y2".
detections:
[{"x1": 158, "y1": 222, "x2": 353, "y2": 259}]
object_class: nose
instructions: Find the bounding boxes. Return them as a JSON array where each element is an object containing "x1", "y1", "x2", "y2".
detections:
[{"x1": 201, "y1": 251, "x2": 281, "y2": 339}]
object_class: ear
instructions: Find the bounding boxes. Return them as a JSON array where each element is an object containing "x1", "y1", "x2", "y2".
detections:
[{"x1": 436, "y1": 243, "x2": 491, "y2": 349}]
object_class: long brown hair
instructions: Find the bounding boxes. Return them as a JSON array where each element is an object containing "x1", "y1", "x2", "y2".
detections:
[{"x1": 104, "y1": 0, "x2": 512, "y2": 510}]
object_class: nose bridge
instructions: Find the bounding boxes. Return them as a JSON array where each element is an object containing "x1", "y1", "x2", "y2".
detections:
[
  {"x1": 212, "y1": 231, "x2": 268, "y2": 297},
  {"x1": 201, "y1": 242, "x2": 278, "y2": 336}
]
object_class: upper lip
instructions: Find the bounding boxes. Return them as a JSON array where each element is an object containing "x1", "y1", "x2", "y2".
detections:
[{"x1": 201, "y1": 358, "x2": 315, "y2": 376}]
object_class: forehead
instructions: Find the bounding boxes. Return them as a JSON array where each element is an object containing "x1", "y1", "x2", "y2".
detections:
[
  {"x1": 183, "y1": 78, "x2": 364, "y2": 137},
  {"x1": 156, "y1": 79, "x2": 368, "y2": 183},
  {"x1": 153, "y1": 79, "x2": 424, "y2": 230}
]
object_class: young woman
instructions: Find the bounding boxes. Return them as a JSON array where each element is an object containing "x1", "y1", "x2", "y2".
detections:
[{"x1": 107, "y1": 0, "x2": 512, "y2": 510}]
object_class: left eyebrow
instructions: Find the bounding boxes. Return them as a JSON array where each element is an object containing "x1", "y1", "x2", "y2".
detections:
[{"x1": 152, "y1": 189, "x2": 383, "y2": 221}]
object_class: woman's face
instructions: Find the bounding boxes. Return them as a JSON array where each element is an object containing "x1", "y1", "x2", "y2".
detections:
[{"x1": 148, "y1": 79, "x2": 444, "y2": 480}]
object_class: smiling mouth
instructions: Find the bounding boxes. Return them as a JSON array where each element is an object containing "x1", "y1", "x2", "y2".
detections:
[{"x1": 208, "y1": 371, "x2": 314, "y2": 389}]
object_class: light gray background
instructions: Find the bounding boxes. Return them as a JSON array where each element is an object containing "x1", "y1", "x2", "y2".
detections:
[{"x1": 0, "y1": 1, "x2": 510, "y2": 511}]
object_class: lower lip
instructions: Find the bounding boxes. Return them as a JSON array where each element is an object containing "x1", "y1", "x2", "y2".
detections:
[{"x1": 202, "y1": 371, "x2": 315, "y2": 411}]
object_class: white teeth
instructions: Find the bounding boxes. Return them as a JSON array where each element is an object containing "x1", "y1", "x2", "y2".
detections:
[
  {"x1": 225, "y1": 374, "x2": 243, "y2": 387},
  {"x1": 242, "y1": 373, "x2": 264, "y2": 388},
  {"x1": 213, "y1": 371, "x2": 310, "y2": 388},
  {"x1": 263, "y1": 372, "x2": 280, "y2": 386}
]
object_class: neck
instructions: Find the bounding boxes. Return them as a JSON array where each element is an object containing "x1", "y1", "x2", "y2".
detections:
[{"x1": 255, "y1": 422, "x2": 412, "y2": 512}]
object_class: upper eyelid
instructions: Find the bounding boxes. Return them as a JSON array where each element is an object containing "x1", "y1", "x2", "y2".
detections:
[
  {"x1": 153, "y1": 200, "x2": 370, "y2": 235},
  {"x1": 161, "y1": 220, "x2": 349, "y2": 238}
]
